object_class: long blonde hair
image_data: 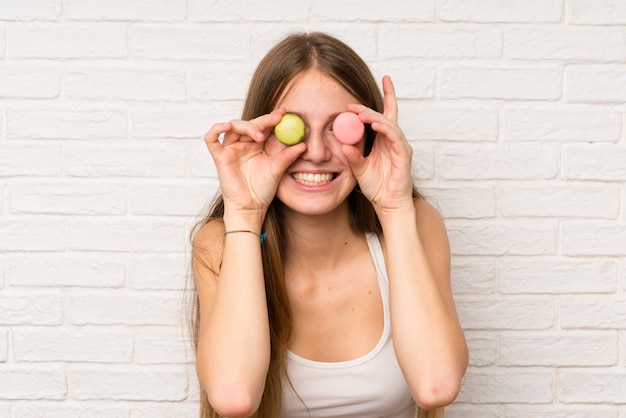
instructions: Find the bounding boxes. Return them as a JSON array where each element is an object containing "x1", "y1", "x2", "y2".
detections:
[{"x1": 189, "y1": 32, "x2": 441, "y2": 418}]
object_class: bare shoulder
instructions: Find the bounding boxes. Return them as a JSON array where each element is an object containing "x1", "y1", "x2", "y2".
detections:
[
  {"x1": 414, "y1": 197, "x2": 449, "y2": 242},
  {"x1": 413, "y1": 197, "x2": 451, "y2": 282},
  {"x1": 192, "y1": 219, "x2": 226, "y2": 286}
]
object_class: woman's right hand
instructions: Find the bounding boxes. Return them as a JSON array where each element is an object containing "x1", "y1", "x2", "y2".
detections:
[{"x1": 204, "y1": 108, "x2": 306, "y2": 221}]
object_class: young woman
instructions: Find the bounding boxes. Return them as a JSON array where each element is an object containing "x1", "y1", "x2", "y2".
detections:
[{"x1": 190, "y1": 32, "x2": 468, "y2": 418}]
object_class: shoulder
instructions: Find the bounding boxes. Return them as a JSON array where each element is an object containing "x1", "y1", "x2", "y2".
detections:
[
  {"x1": 413, "y1": 197, "x2": 447, "y2": 238},
  {"x1": 377, "y1": 197, "x2": 449, "y2": 259},
  {"x1": 413, "y1": 196, "x2": 451, "y2": 265},
  {"x1": 192, "y1": 219, "x2": 226, "y2": 283}
]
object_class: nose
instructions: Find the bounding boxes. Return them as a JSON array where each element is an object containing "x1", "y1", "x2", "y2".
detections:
[{"x1": 300, "y1": 128, "x2": 332, "y2": 164}]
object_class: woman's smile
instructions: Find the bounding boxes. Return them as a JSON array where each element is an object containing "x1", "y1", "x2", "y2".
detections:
[{"x1": 291, "y1": 171, "x2": 338, "y2": 187}]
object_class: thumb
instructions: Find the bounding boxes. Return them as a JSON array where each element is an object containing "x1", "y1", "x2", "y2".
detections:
[
  {"x1": 341, "y1": 145, "x2": 368, "y2": 179},
  {"x1": 270, "y1": 142, "x2": 307, "y2": 178}
]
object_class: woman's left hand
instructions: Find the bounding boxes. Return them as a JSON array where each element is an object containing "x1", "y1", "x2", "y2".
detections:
[{"x1": 341, "y1": 75, "x2": 415, "y2": 217}]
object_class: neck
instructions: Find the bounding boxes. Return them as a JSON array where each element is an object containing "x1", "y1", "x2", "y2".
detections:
[{"x1": 282, "y1": 202, "x2": 363, "y2": 270}]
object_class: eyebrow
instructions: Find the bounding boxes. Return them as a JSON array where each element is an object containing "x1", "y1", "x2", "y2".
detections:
[{"x1": 285, "y1": 111, "x2": 342, "y2": 124}]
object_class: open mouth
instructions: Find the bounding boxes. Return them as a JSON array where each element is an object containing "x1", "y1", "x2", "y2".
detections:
[{"x1": 292, "y1": 172, "x2": 337, "y2": 186}]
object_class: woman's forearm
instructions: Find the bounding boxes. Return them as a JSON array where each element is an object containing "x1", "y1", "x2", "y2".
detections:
[
  {"x1": 196, "y1": 215, "x2": 270, "y2": 417},
  {"x1": 379, "y1": 205, "x2": 468, "y2": 409}
]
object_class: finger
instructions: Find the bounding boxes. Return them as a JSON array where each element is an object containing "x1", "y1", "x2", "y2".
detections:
[
  {"x1": 344, "y1": 106, "x2": 402, "y2": 145},
  {"x1": 370, "y1": 120, "x2": 412, "y2": 157},
  {"x1": 225, "y1": 109, "x2": 286, "y2": 144},
  {"x1": 226, "y1": 119, "x2": 265, "y2": 143},
  {"x1": 382, "y1": 75, "x2": 398, "y2": 122},
  {"x1": 204, "y1": 121, "x2": 232, "y2": 154},
  {"x1": 270, "y1": 142, "x2": 307, "y2": 179},
  {"x1": 345, "y1": 103, "x2": 389, "y2": 127},
  {"x1": 341, "y1": 144, "x2": 368, "y2": 179},
  {"x1": 251, "y1": 108, "x2": 286, "y2": 135}
]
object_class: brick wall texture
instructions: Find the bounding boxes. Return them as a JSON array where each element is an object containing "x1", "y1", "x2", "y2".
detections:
[{"x1": 1, "y1": 1, "x2": 625, "y2": 417}]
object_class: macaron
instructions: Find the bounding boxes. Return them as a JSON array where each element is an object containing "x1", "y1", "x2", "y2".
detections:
[
  {"x1": 274, "y1": 113, "x2": 305, "y2": 145},
  {"x1": 333, "y1": 112, "x2": 364, "y2": 145}
]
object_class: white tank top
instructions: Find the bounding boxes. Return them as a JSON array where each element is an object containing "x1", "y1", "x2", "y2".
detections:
[{"x1": 281, "y1": 233, "x2": 416, "y2": 418}]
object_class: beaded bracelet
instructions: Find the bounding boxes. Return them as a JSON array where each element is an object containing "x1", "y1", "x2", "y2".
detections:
[{"x1": 224, "y1": 229, "x2": 267, "y2": 244}]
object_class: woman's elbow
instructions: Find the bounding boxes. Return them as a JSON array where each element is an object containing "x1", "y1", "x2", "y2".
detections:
[
  {"x1": 196, "y1": 355, "x2": 265, "y2": 417},
  {"x1": 413, "y1": 376, "x2": 463, "y2": 410},
  {"x1": 206, "y1": 387, "x2": 260, "y2": 418}
]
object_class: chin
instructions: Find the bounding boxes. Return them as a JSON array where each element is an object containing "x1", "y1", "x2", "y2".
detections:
[{"x1": 277, "y1": 196, "x2": 349, "y2": 218}]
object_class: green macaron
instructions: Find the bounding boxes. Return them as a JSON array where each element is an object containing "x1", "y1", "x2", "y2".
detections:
[{"x1": 274, "y1": 113, "x2": 305, "y2": 145}]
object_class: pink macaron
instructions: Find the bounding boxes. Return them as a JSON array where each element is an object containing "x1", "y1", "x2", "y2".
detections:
[{"x1": 333, "y1": 112, "x2": 364, "y2": 145}]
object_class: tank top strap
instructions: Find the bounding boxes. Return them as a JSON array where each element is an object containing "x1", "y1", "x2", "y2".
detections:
[
  {"x1": 365, "y1": 232, "x2": 389, "y2": 287},
  {"x1": 365, "y1": 232, "x2": 391, "y2": 336}
]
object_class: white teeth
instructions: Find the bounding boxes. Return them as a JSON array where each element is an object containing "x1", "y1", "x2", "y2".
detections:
[{"x1": 292, "y1": 172, "x2": 334, "y2": 186}]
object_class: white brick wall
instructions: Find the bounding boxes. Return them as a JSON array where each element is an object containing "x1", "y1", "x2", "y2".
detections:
[{"x1": 0, "y1": 1, "x2": 624, "y2": 417}]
